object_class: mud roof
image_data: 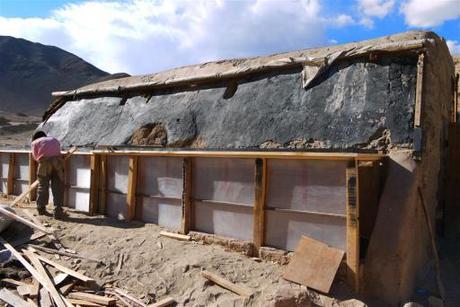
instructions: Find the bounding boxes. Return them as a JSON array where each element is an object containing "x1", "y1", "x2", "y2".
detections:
[{"x1": 52, "y1": 31, "x2": 438, "y2": 99}]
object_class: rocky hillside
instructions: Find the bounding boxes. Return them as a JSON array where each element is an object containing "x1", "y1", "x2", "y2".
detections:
[{"x1": 0, "y1": 36, "x2": 127, "y2": 115}]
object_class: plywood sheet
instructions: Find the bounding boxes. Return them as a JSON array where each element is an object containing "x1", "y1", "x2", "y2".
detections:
[
  {"x1": 14, "y1": 153, "x2": 29, "y2": 181},
  {"x1": 138, "y1": 157, "x2": 182, "y2": 197},
  {"x1": 267, "y1": 160, "x2": 347, "y2": 215},
  {"x1": 106, "y1": 192, "x2": 127, "y2": 220},
  {"x1": 107, "y1": 156, "x2": 129, "y2": 193},
  {"x1": 194, "y1": 200, "x2": 253, "y2": 241},
  {"x1": 283, "y1": 235, "x2": 344, "y2": 293},
  {"x1": 265, "y1": 210, "x2": 346, "y2": 251},
  {"x1": 141, "y1": 197, "x2": 182, "y2": 230},
  {"x1": 193, "y1": 158, "x2": 254, "y2": 205},
  {"x1": 68, "y1": 155, "x2": 91, "y2": 188},
  {"x1": 68, "y1": 188, "x2": 90, "y2": 212}
]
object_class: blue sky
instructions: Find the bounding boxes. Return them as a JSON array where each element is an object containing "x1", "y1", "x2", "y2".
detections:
[{"x1": 0, "y1": 0, "x2": 459, "y2": 74}]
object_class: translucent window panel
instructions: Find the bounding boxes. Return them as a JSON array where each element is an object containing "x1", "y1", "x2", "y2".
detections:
[
  {"x1": 68, "y1": 188, "x2": 90, "y2": 212},
  {"x1": 106, "y1": 192, "x2": 127, "y2": 220},
  {"x1": 267, "y1": 160, "x2": 347, "y2": 215},
  {"x1": 192, "y1": 158, "x2": 255, "y2": 206},
  {"x1": 193, "y1": 200, "x2": 253, "y2": 241},
  {"x1": 138, "y1": 157, "x2": 183, "y2": 198},
  {"x1": 14, "y1": 154, "x2": 29, "y2": 180},
  {"x1": 141, "y1": 197, "x2": 182, "y2": 230},
  {"x1": 265, "y1": 210, "x2": 346, "y2": 251},
  {"x1": 68, "y1": 155, "x2": 91, "y2": 188},
  {"x1": 1, "y1": 179, "x2": 7, "y2": 193},
  {"x1": 14, "y1": 181, "x2": 29, "y2": 195},
  {"x1": 107, "y1": 156, "x2": 129, "y2": 193}
]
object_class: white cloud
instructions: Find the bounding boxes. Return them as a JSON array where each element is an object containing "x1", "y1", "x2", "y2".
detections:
[
  {"x1": 358, "y1": 0, "x2": 395, "y2": 18},
  {"x1": 401, "y1": 0, "x2": 460, "y2": 27},
  {"x1": 0, "y1": 0, "x2": 348, "y2": 75},
  {"x1": 447, "y1": 40, "x2": 460, "y2": 55},
  {"x1": 331, "y1": 14, "x2": 357, "y2": 27}
]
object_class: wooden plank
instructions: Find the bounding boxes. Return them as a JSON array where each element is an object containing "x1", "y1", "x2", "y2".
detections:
[
  {"x1": 414, "y1": 52, "x2": 425, "y2": 128},
  {"x1": 126, "y1": 156, "x2": 138, "y2": 221},
  {"x1": 1, "y1": 278, "x2": 29, "y2": 287},
  {"x1": 68, "y1": 292, "x2": 115, "y2": 306},
  {"x1": 98, "y1": 154, "x2": 108, "y2": 215},
  {"x1": 23, "y1": 249, "x2": 71, "y2": 307},
  {"x1": 283, "y1": 235, "x2": 344, "y2": 293},
  {"x1": 7, "y1": 153, "x2": 15, "y2": 196},
  {"x1": 346, "y1": 165, "x2": 360, "y2": 292},
  {"x1": 108, "y1": 288, "x2": 146, "y2": 307},
  {"x1": 91, "y1": 149, "x2": 383, "y2": 161},
  {"x1": 0, "y1": 238, "x2": 68, "y2": 307},
  {"x1": 53, "y1": 273, "x2": 69, "y2": 286},
  {"x1": 201, "y1": 270, "x2": 253, "y2": 297},
  {"x1": 28, "y1": 153, "x2": 37, "y2": 202},
  {"x1": 89, "y1": 154, "x2": 100, "y2": 215},
  {"x1": 31, "y1": 279, "x2": 39, "y2": 298},
  {"x1": 253, "y1": 158, "x2": 266, "y2": 252},
  {"x1": 0, "y1": 288, "x2": 30, "y2": 307},
  {"x1": 59, "y1": 281, "x2": 76, "y2": 296},
  {"x1": 151, "y1": 297, "x2": 175, "y2": 307},
  {"x1": 67, "y1": 298, "x2": 103, "y2": 306},
  {"x1": 32, "y1": 253, "x2": 95, "y2": 283},
  {"x1": 180, "y1": 157, "x2": 192, "y2": 234},
  {"x1": 160, "y1": 231, "x2": 190, "y2": 241},
  {"x1": 39, "y1": 287, "x2": 53, "y2": 307},
  {"x1": 28, "y1": 244, "x2": 100, "y2": 262},
  {"x1": 0, "y1": 206, "x2": 52, "y2": 234},
  {"x1": 17, "y1": 284, "x2": 33, "y2": 297},
  {"x1": 11, "y1": 181, "x2": 39, "y2": 207}
]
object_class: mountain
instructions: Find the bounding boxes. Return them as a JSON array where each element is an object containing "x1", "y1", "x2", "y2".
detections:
[{"x1": 0, "y1": 36, "x2": 128, "y2": 115}]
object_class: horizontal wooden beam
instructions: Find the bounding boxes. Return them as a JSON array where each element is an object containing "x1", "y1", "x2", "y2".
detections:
[{"x1": 92, "y1": 150, "x2": 383, "y2": 161}]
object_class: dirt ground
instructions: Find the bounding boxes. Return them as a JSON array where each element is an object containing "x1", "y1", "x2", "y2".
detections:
[{"x1": 0, "y1": 205, "x2": 368, "y2": 307}]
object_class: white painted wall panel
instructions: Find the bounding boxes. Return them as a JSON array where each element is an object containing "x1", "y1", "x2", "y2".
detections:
[
  {"x1": 141, "y1": 197, "x2": 182, "y2": 229},
  {"x1": 107, "y1": 156, "x2": 129, "y2": 193},
  {"x1": 192, "y1": 158, "x2": 254, "y2": 206},
  {"x1": 68, "y1": 188, "x2": 90, "y2": 212},
  {"x1": 14, "y1": 153, "x2": 29, "y2": 181},
  {"x1": 1, "y1": 154, "x2": 9, "y2": 193},
  {"x1": 267, "y1": 160, "x2": 347, "y2": 215},
  {"x1": 265, "y1": 210, "x2": 346, "y2": 251},
  {"x1": 139, "y1": 157, "x2": 182, "y2": 197},
  {"x1": 14, "y1": 181, "x2": 29, "y2": 195},
  {"x1": 194, "y1": 200, "x2": 253, "y2": 241},
  {"x1": 106, "y1": 192, "x2": 127, "y2": 220}
]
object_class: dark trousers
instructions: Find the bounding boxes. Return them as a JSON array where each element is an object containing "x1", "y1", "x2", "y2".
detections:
[{"x1": 36, "y1": 156, "x2": 64, "y2": 212}]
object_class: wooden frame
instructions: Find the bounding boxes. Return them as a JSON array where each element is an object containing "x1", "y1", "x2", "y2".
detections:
[
  {"x1": 253, "y1": 158, "x2": 267, "y2": 252},
  {"x1": 89, "y1": 154, "x2": 100, "y2": 215},
  {"x1": 98, "y1": 155, "x2": 107, "y2": 215},
  {"x1": 126, "y1": 156, "x2": 138, "y2": 221},
  {"x1": 28, "y1": 153, "x2": 37, "y2": 201},
  {"x1": 414, "y1": 52, "x2": 425, "y2": 128},
  {"x1": 7, "y1": 153, "x2": 15, "y2": 196},
  {"x1": 346, "y1": 163, "x2": 360, "y2": 292},
  {"x1": 181, "y1": 157, "x2": 192, "y2": 234}
]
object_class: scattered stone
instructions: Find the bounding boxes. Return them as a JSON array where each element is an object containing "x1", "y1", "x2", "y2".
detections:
[{"x1": 339, "y1": 298, "x2": 368, "y2": 307}]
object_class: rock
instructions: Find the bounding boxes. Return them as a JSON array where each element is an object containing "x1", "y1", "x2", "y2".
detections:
[
  {"x1": 403, "y1": 302, "x2": 424, "y2": 307},
  {"x1": 339, "y1": 299, "x2": 367, "y2": 307},
  {"x1": 262, "y1": 284, "x2": 311, "y2": 307}
]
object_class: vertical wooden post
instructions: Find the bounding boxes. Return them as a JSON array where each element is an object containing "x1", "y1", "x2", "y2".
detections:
[
  {"x1": 28, "y1": 153, "x2": 37, "y2": 201},
  {"x1": 135, "y1": 157, "x2": 144, "y2": 221},
  {"x1": 63, "y1": 157, "x2": 69, "y2": 208},
  {"x1": 180, "y1": 157, "x2": 192, "y2": 234},
  {"x1": 253, "y1": 158, "x2": 267, "y2": 254},
  {"x1": 346, "y1": 162, "x2": 360, "y2": 293},
  {"x1": 414, "y1": 52, "x2": 424, "y2": 128},
  {"x1": 89, "y1": 154, "x2": 100, "y2": 215},
  {"x1": 7, "y1": 153, "x2": 15, "y2": 196},
  {"x1": 126, "y1": 155, "x2": 138, "y2": 221},
  {"x1": 99, "y1": 155, "x2": 107, "y2": 215}
]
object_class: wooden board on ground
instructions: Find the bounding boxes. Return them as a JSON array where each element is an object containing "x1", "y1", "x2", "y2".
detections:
[
  {"x1": 159, "y1": 231, "x2": 190, "y2": 241},
  {"x1": 0, "y1": 288, "x2": 31, "y2": 307},
  {"x1": 201, "y1": 270, "x2": 253, "y2": 297},
  {"x1": 282, "y1": 235, "x2": 345, "y2": 293},
  {"x1": 68, "y1": 292, "x2": 116, "y2": 306},
  {"x1": 39, "y1": 287, "x2": 53, "y2": 307},
  {"x1": 151, "y1": 297, "x2": 175, "y2": 307}
]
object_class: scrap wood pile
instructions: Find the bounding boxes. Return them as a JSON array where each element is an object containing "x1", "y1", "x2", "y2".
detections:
[{"x1": 0, "y1": 205, "x2": 175, "y2": 307}]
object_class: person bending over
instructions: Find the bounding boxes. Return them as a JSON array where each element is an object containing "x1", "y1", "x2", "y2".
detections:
[{"x1": 31, "y1": 131, "x2": 65, "y2": 219}]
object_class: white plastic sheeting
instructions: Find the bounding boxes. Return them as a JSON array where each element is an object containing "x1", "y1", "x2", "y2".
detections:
[
  {"x1": 138, "y1": 157, "x2": 183, "y2": 229},
  {"x1": 192, "y1": 158, "x2": 255, "y2": 240},
  {"x1": 106, "y1": 156, "x2": 129, "y2": 219},
  {"x1": 265, "y1": 159, "x2": 348, "y2": 251},
  {"x1": 67, "y1": 155, "x2": 91, "y2": 211},
  {"x1": 0, "y1": 153, "x2": 9, "y2": 193},
  {"x1": 13, "y1": 153, "x2": 29, "y2": 195}
]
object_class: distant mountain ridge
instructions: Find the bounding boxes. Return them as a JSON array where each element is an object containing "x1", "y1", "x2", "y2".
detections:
[{"x1": 0, "y1": 36, "x2": 129, "y2": 115}]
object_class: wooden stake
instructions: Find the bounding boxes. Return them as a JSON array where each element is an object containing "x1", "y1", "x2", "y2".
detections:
[
  {"x1": 68, "y1": 292, "x2": 115, "y2": 306},
  {"x1": 201, "y1": 270, "x2": 253, "y2": 297},
  {"x1": 0, "y1": 288, "x2": 31, "y2": 307},
  {"x1": 126, "y1": 156, "x2": 138, "y2": 221},
  {"x1": 151, "y1": 297, "x2": 176, "y2": 307},
  {"x1": 346, "y1": 164, "x2": 360, "y2": 293},
  {"x1": 7, "y1": 153, "x2": 15, "y2": 196},
  {"x1": 99, "y1": 154, "x2": 107, "y2": 215},
  {"x1": 160, "y1": 231, "x2": 190, "y2": 241},
  {"x1": 89, "y1": 154, "x2": 100, "y2": 215},
  {"x1": 180, "y1": 157, "x2": 192, "y2": 234},
  {"x1": 414, "y1": 52, "x2": 425, "y2": 128},
  {"x1": 0, "y1": 206, "x2": 52, "y2": 234},
  {"x1": 28, "y1": 153, "x2": 37, "y2": 202},
  {"x1": 253, "y1": 158, "x2": 267, "y2": 253}
]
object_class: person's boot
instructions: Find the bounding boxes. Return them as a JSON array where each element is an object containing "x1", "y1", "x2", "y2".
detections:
[
  {"x1": 37, "y1": 207, "x2": 47, "y2": 216},
  {"x1": 53, "y1": 208, "x2": 67, "y2": 220}
]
